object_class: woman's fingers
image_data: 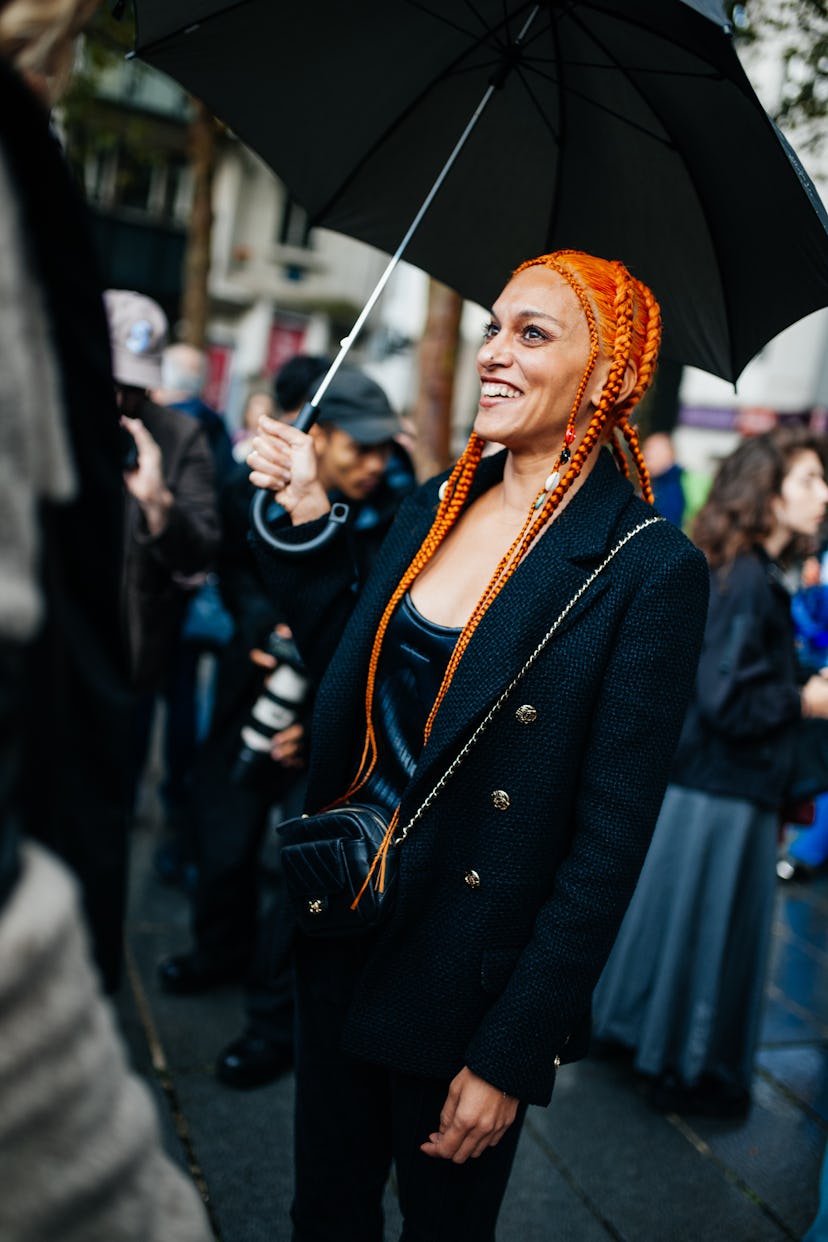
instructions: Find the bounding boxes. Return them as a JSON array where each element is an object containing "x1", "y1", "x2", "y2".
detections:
[{"x1": 419, "y1": 1067, "x2": 517, "y2": 1163}]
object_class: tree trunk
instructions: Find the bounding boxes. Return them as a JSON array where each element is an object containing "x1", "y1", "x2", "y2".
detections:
[
  {"x1": 412, "y1": 279, "x2": 463, "y2": 479},
  {"x1": 181, "y1": 100, "x2": 216, "y2": 347}
]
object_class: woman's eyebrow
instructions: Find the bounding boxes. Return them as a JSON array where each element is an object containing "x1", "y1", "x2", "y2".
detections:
[{"x1": 514, "y1": 307, "x2": 564, "y2": 327}]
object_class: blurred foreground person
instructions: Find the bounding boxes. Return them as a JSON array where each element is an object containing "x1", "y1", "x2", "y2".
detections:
[
  {"x1": 0, "y1": 1, "x2": 133, "y2": 993},
  {"x1": 0, "y1": 2, "x2": 211, "y2": 1236},
  {"x1": 249, "y1": 252, "x2": 708, "y2": 1240},
  {"x1": 594, "y1": 426, "x2": 828, "y2": 1118}
]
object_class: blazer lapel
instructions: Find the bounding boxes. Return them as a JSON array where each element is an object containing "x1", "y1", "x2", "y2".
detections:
[
  {"x1": 309, "y1": 448, "x2": 639, "y2": 813},
  {"x1": 402, "y1": 450, "x2": 638, "y2": 809}
]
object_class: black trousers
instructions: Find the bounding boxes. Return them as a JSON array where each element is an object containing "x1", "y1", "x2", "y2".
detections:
[{"x1": 291, "y1": 936, "x2": 527, "y2": 1242}]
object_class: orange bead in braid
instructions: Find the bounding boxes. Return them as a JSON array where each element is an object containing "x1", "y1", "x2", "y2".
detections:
[{"x1": 347, "y1": 250, "x2": 663, "y2": 907}]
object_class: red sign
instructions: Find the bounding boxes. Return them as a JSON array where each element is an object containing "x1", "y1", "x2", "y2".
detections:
[
  {"x1": 265, "y1": 317, "x2": 307, "y2": 376},
  {"x1": 204, "y1": 344, "x2": 233, "y2": 412}
]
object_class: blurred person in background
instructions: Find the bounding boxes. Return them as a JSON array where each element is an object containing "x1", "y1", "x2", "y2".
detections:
[
  {"x1": 779, "y1": 546, "x2": 828, "y2": 880},
  {"x1": 160, "y1": 362, "x2": 415, "y2": 1092},
  {"x1": 150, "y1": 339, "x2": 235, "y2": 885},
  {"x1": 642, "y1": 430, "x2": 686, "y2": 528},
  {"x1": 0, "y1": 1, "x2": 212, "y2": 1236},
  {"x1": 156, "y1": 356, "x2": 331, "y2": 1008},
  {"x1": 154, "y1": 341, "x2": 235, "y2": 486},
  {"x1": 593, "y1": 425, "x2": 828, "y2": 1118},
  {"x1": 108, "y1": 290, "x2": 221, "y2": 698},
  {"x1": 233, "y1": 385, "x2": 277, "y2": 462},
  {"x1": 107, "y1": 289, "x2": 221, "y2": 888}
]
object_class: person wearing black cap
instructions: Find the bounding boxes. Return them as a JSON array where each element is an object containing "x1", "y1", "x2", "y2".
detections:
[
  {"x1": 307, "y1": 367, "x2": 406, "y2": 503},
  {"x1": 158, "y1": 362, "x2": 415, "y2": 1090}
]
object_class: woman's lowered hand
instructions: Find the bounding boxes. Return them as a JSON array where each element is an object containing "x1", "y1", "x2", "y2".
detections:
[
  {"x1": 420, "y1": 1066, "x2": 518, "y2": 1164},
  {"x1": 248, "y1": 416, "x2": 330, "y2": 525}
]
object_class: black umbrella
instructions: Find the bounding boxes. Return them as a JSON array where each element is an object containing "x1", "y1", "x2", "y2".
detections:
[{"x1": 134, "y1": 0, "x2": 828, "y2": 386}]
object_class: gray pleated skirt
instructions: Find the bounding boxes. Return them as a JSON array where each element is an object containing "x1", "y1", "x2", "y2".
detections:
[{"x1": 592, "y1": 785, "x2": 778, "y2": 1092}]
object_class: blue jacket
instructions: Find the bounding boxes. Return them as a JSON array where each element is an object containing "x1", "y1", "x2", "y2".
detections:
[{"x1": 254, "y1": 448, "x2": 708, "y2": 1104}]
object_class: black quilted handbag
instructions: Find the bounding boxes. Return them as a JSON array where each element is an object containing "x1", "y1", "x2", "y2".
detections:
[{"x1": 277, "y1": 803, "x2": 395, "y2": 937}]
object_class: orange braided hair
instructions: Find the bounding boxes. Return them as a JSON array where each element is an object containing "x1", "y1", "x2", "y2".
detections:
[{"x1": 347, "y1": 250, "x2": 662, "y2": 902}]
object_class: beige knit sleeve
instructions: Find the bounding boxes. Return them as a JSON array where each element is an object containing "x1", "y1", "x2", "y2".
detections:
[{"x1": 0, "y1": 845, "x2": 213, "y2": 1242}]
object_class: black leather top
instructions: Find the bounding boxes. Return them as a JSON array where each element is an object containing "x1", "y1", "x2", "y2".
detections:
[{"x1": 362, "y1": 592, "x2": 460, "y2": 815}]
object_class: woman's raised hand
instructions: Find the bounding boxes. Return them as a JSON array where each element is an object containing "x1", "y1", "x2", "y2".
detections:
[{"x1": 248, "y1": 415, "x2": 330, "y2": 525}]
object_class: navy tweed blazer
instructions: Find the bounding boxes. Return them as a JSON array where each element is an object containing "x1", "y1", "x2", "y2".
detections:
[{"x1": 254, "y1": 447, "x2": 708, "y2": 1105}]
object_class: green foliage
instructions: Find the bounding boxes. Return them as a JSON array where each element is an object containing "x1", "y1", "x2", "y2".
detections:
[
  {"x1": 60, "y1": 7, "x2": 161, "y2": 183},
  {"x1": 726, "y1": 1, "x2": 828, "y2": 149}
]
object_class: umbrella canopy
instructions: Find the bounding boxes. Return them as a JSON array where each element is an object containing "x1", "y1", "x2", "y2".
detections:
[{"x1": 134, "y1": 0, "x2": 828, "y2": 382}]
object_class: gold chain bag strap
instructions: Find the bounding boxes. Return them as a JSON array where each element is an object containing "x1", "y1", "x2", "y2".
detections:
[{"x1": 278, "y1": 517, "x2": 662, "y2": 936}]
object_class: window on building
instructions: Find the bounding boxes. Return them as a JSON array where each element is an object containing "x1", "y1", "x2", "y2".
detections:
[
  {"x1": 277, "y1": 194, "x2": 312, "y2": 281},
  {"x1": 278, "y1": 195, "x2": 312, "y2": 248}
]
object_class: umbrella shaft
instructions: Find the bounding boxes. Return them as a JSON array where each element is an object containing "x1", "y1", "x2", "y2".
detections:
[{"x1": 305, "y1": 4, "x2": 542, "y2": 419}]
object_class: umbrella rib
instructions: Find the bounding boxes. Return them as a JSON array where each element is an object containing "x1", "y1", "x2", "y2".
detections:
[
  {"x1": 524, "y1": 64, "x2": 677, "y2": 148},
  {"x1": 401, "y1": 0, "x2": 494, "y2": 44},
  {"x1": 515, "y1": 66, "x2": 561, "y2": 145},
  {"x1": 525, "y1": 55, "x2": 725, "y2": 80},
  {"x1": 566, "y1": 5, "x2": 735, "y2": 375},
  {"x1": 311, "y1": 5, "x2": 527, "y2": 225},
  {"x1": 135, "y1": 0, "x2": 255, "y2": 56},
  {"x1": 544, "y1": 15, "x2": 566, "y2": 244},
  {"x1": 460, "y1": 0, "x2": 498, "y2": 38}
]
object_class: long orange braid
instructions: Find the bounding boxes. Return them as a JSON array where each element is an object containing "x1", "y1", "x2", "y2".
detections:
[{"x1": 347, "y1": 251, "x2": 662, "y2": 903}]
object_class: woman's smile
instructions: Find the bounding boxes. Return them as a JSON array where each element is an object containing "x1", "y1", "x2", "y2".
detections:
[
  {"x1": 473, "y1": 266, "x2": 605, "y2": 453},
  {"x1": 479, "y1": 380, "x2": 522, "y2": 404}
]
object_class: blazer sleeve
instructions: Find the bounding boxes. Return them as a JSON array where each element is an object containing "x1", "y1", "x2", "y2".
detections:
[
  {"x1": 464, "y1": 543, "x2": 709, "y2": 1103},
  {"x1": 693, "y1": 559, "x2": 801, "y2": 739}
]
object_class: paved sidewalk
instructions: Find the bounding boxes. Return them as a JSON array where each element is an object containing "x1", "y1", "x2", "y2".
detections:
[{"x1": 118, "y1": 818, "x2": 828, "y2": 1242}]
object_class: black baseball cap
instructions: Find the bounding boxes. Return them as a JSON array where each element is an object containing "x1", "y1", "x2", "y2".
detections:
[{"x1": 315, "y1": 367, "x2": 401, "y2": 445}]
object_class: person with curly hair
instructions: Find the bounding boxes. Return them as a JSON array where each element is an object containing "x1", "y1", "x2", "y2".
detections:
[{"x1": 593, "y1": 424, "x2": 828, "y2": 1118}]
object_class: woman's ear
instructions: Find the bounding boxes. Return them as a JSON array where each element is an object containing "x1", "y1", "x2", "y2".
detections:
[
  {"x1": 586, "y1": 359, "x2": 638, "y2": 409},
  {"x1": 616, "y1": 360, "x2": 638, "y2": 406}
]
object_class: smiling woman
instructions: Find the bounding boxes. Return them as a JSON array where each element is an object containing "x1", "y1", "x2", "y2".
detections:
[{"x1": 249, "y1": 249, "x2": 709, "y2": 1242}]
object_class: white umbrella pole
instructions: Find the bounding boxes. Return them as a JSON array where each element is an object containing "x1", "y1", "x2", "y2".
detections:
[
  {"x1": 254, "y1": 5, "x2": 541, "y2": 554},
  {"x1": 296, "y1": 3, "x2": 541, "y2": 426}
]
